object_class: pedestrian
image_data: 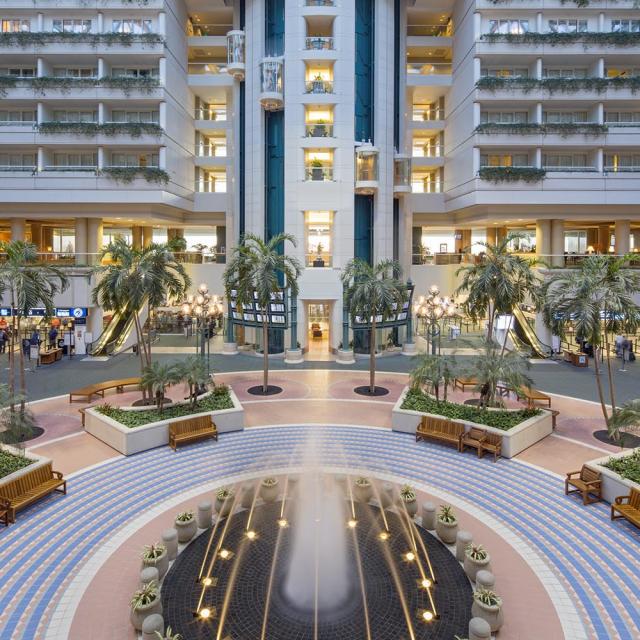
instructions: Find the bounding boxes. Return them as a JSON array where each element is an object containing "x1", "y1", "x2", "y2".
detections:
[
  {"x1": 0, "y1": 328, "x2": 7, "y2": 353},
  {"x1": 48, "y1": 325, "x2": 58, "y2": 349}
]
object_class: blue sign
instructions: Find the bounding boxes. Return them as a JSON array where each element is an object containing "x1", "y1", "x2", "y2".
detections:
[
  {"x1": 27, "y1": 308, "x2": 46, "y2": 317},
  {"x1": 55, "y1": 307, "x2": 88, "y2": 318},
  {"x1": 0, "y1": 308, "x2": 11, "y2": 317}
]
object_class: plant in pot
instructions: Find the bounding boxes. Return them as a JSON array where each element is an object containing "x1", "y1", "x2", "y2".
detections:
[
  {"x1": 310, "y1": 158, "x2": 324, "y2": 181},
  {"x1": 398, "y1": 484, "x2": 418, "y2": 517},
  {"x1": 313, "y1": 242, "x2": 325, "y2": 267},
  {"x1": 353, "y1": 476, "x2": 373, "y2": 503},
  {"x1": 464, "y1": 543, "x2": 491, "y2": 581},
  {"x1": 215, "y1": 487, "x2": 235, "y2": 517},
  {"x1": 312, "y1": 73, "x2": 325, "y2": 93},
  {"x1": 471, "y1": 587, "x2": 504, "y2": 633},
  {"x1": 130, "y1": 580, "x2": 162, "y2": 631},
  {"x1": 313, "y1": 119, "x2": 326, "y2": 137},
  {"x1": 141, "y1": 543, "x2": 169, "y2": 580},
  {"x1": 260, "y1": 476, "x2": 279, "y2": 503},
  {"x1": 435, "y1": 504, "x2": 458, "y2": 544},
  {"x1": 155, "y1": 627, "x2": 183, "y2": 640},
  {"x1": 174, "y1": 510, "x2": 197, "y2": 543}
]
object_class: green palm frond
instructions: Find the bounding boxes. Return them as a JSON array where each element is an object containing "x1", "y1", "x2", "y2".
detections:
[{"x1": 608, "y1": 399, "x2": 640, "y2": 443}]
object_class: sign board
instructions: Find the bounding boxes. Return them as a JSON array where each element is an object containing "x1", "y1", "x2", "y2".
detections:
[
  {"x1": 228, "y1": 288, "x2": 289, "y2": 329},
  {"x1": 27, "y1": 308, "x2": 46, "y2": 317},
  {"x1": 55, "y1": 307, "x2": 88, "y2": 318},
  {"x1": 0, "y1": 308, "x2": 11, "y2": 317},
  {"x1": 350, "y1": 284, "x2": 415, "y2": 330}
]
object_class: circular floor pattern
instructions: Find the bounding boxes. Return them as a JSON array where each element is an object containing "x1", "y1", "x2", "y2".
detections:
[
  {"x1": 161, "y1": 502, "x2": 472, "y2": 640},
  {"x1": 592, "y1": 429, "x2": 640, "y2": 448}
]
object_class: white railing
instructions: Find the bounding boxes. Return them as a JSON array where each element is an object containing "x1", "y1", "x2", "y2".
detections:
[
  {"x1": 188, "y1": 63, "x2": 229, "y2": 75},
  {"x1": 407, "y1": 63, "x2": 452, "y2": 76},
  {"x1": 305, "y1": 36, "x2": 334, "y2": 50},
  {"x1": 194, "y1": 108, "x2": 227, "y2": 121}
]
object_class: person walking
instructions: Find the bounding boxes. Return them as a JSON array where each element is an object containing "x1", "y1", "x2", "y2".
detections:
[
  {"x1": 0, "y1": 328, "x2": 7, "y2": 353},
  {"x1": 48, "y1": 325, "x2": 58, "y2": 349}
]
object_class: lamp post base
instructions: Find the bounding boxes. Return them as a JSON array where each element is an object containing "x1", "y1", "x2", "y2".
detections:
[
  {"x1": 336, "y1": 349, "x2": 355, "y2": 365},
  {"x1": 284, "y1": 348, "x2": 303, "y2": 364},
  {"x1": 401, "y1": 342, "x2": 417, "y2": 356},
  {"x1": 223, "y1": 342, "x2": 238, "y2": 355}
]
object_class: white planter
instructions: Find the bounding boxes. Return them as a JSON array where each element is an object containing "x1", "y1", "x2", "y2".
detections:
[
  {"x1": 471, "y1": 599, "x2": 504, "y2": 633},
  {"x1": 435, "y1": 519, "x2": 458, "y2": 544},
  {"x1": 130, "y1": 597, "x2": 162, "y2": 631},
  {"x1": 400, "y1": 498, "x2": 418, "y2": 517},
  {"x1": 391, "y1": 386, "x2": 553, "y2": 458},
  {"x1": 240, "y1": 482, "x2": 255, "y2": 508},
  {"x1": 464, "y1": 553, "x2": 492, "y2": 582},
  {"x1": 353, "y1": 480, "x2": 373, "y2": 503},
  {"x1": 175, "y1": 517, "x2": 197, "y2": 543},
  {"x1": 215, "y1": 493, "x2": 234, "y2": 517},
  {"x1": 141, "y1": 548, "x2": 168, "y2": 580},
  {"x1": 0, "y1": 448, "x2": 51, "y2": 487},
  {"x1": 585, "y1": 448, "x2": 640, "y2": 504},
  {"x1": 260, "y1": 479, "x2": 279, "y2": 503},
  {"x1": 83, "y1": 388, "x2": 245, "y2": 455}
]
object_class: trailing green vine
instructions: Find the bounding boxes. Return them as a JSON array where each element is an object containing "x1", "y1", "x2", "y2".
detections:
[
  {"x1": 481, "y1": 31, "x2": 640, "y2": 47},
  {"x1": 26, "y1": 76, "x2": 159, "y2": 96},
  {"x1": 38, "y1": 121, "x2": 163, "y2": 137},
  {"x1": 478, "y1": 167, "x2": 546, "y2": 183},
  {"x1": 101, "y1": 167, "x2": 169, "y2": 184},
  {"x1": 476, "y1": 76, "x2": 640, "y2": 95},
  {"x1": 475, "y1": 122, "x2": 608, "y2": 137},
  {"x1": 0, "y1": 32, "x2": 164, "y2": 48},
  {"x1": 0, "y1": 75, "x2": 17, "y2": 98}
]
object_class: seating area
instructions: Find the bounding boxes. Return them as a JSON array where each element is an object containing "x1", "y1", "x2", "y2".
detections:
[
  {"x1": 565, "y1": 465, "x2": 603, "y2": 505},
  {"x1": 415, "y1": 415, "x2": 464, "y2": 448},
  {"x1": 611, "y1": 488, "x2": 640, "y2": 530},
  {"x1": 459, "y1": 426, "x2": 503, "y2": 462},
  {"x1": 516, "y1": 386, "x2": 552, "y2": 408},
  {"x1": 69, "y1": 378, "x2": 141, "y2": 403},
  {"x1": 168, "y1": 415, "x2": 218, "y2": 450}
]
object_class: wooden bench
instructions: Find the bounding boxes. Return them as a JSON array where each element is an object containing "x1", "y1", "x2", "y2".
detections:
[
  {"x1": 416, "y1": 415, "x2": 465, "y2": 450},
  {"x1": 69, "y1": 377, "x2": 140, "y2": 403},
  {"x1": 460, "y1": 427, "x2": 487, "y2": 457},
  {"x1": 0, "y1": 501, "x2": 8, "y2": 527},
  {"x1": 516, "y1": 386, "x2": 552, "y2": 408},
  {"x1": 480, "y1": 432, "x2": 503, "y2": 462},
  {"x1": 169, "y1": 415, "x2": 218, "y2": 450},
  {"x1": 453, "y1": 377, "x2": 478, "y2": 392},
  {"x1": 0, "y1": 462, "x2": 66, "y2": 523},
  {"x1": 565, "y1": 465, "x2": 602, "y2": 505},
  {"x1": 611, "y1": 488, "x2": 640, "y2": 530}
]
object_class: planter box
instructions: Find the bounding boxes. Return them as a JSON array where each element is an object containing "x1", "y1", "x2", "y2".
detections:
[
  {"x1": 0, "y1": 447, "x2": 50, "y2": 486},
  {"x1": 84, "y1": 388, "x2": 245, "y2": 455},
  {"x1": 391, "y1": 386, "x2": 553, "y2": 458},
  {"x1": 585, "y1": 448, "x2": 640, "y2": 504}
]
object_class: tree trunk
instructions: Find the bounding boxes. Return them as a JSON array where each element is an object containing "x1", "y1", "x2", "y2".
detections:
[
  {"x1": 17, "y1": 317, "x2": 26, "y2": 413},
  {"x1": 602, "y1": 322, "x2": 616, "y2": 416},
  {"x1": 146, "y1": 302, "x2": 153, "y2": 366},
  {"x1": 487, "y1": 302, "x2": 496, "y2": 343},
  {"x1": 593, "y1": 347, "x2": 610, "y2": 427},
  {"x1": 132, "y1": 313, "x2": 148, "y2": 402},
  {"x1": 262, "y1": 321, "x2": 269, "y2": 393},
  {"x1": 8, "y1": 290, "x2": 16, "y2": 410},
  {"x1": 500, "y1": 312, "x2": 513, "y2": 357},
  {"x1": 369, "y1": 320, "x2": 376, "y2": 394}
]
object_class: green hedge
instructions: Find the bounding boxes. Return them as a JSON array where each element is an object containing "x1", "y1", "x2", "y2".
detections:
[
  {"x1": 475, "y1": 123, "x2": 608, "y2": 137},
  {"x1": 0, "y1": 32, "x2": 164, "y2": 48},
  {"x1": 95, "y1": 388, "x2": 234, "y2": 428},
  {"x1": 401, "y1": 388, "x2": 540, "y2": 431},
  {"x1": 38, "y1": 122, "x2": 163, "y2": 137},
  {"x1": 0, "y1": 450, "x2": 34, "y2": 480},
  {"x1": 602, "y1": 450, "x2": 640, "y2": 484},
  {"x1": 101, "y1": 167, "x2": 169, "y2": 184},
  {"x1": 481, "y1": 32, "x2": 640, "y2": 47},
  {"x1": 476, "y1": 76, "x2": 640, "y2": 95},
  {"x1": 478, "y1": 166, "x2": 546, "y2": 183}
]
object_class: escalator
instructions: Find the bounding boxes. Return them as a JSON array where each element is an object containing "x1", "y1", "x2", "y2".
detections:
[
  {"x1": 509, "y1": 306, "x2": 553, "y2": 359},
  {"x1": 88, "y1": 299, "x2": 148, "y2": 356}
]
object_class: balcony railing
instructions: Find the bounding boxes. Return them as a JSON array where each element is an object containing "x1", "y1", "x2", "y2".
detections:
[
  {"x1": 0, "y1": 120, "x2": 36, "y2": 126},
  {"x1": 305, "y1": 123, "x2": 334, "y2": 137},
  {"x1": 44, "y1": 165, "x2": 97, "y2": 172},
  {"x1": 605, "y1": 121, "x2": 640, "y2": 127},
  {"x1": 411, "y1": 180, "x2": 442, "y2": 193},
  {"x1": 543, "y1": 166, "x2": 598, "y2": 172},
  {"x1": 188, "y1": 62, "x2": 229, "y2": 75},
  {"x1": 195, "y1": 179, "x2": 226, "y2": 193},
  {"x1": 305, "y1": 0, "x2": 335, "y2": 6},
  {"x1": 407, "y1": 63, "x2": 452, "y2": 76},
  {"x1": 0, "y1": 165, "x2": 35, "y2": 171},
  {"x1": 305, "y1": 79, "x2": 333, "y2": 93},
  {"x1": 172, "y1": 251, "x2": 226, "y2": 264},
  {"x1": 305, "y1": 36, "x2": 334, "y2": 50},
  {"x1": 190, "y1": 24, "x2": 233, "y2": 37},
  {"x1": 194, "y1": 107, "x2": 227, "y2": 121},
  {"x1": 0, "y1": 251, "x2": 227, "y2": 266},
  {"x1": 306, "y1": 253, "x2": 332, "y2": 267},
  {"x1": 604, "y1": 166, "x2": 640, "y2": 173},
  {"x1": 197, "y1": 144, "x2": 227, "y2": 157},
  {"x1": 412, "y1": 108, "x2": 444, "y2": 121},
  {"x1": 305, "y1": 166, "x2": 333, "y2": 181},
  {"x1": 413, "y1": 146, "x2": 443, "y2": 158},
  {"x1": 407, "y1": 24, "x2": 452, "y2": 37}
]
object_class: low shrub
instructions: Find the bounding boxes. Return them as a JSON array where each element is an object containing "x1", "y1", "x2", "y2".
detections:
[
  {"x1": 0, "y1": 449, "x2": 34, "y2": 479},
  {"x1": 601, "y1": 450, "x2": 640, "y2": 484},
  {"x1": 401, "y1": 388, "x2": 540, "y2": 430},
  {"x1": 95, "y1": 388, "x2": 233, "y2": 428}
]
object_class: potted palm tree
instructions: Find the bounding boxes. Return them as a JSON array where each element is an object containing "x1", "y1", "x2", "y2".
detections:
[
  {"x1": 471, "y1": 588, "x2": 504, "y2": 632},
  {"x1": 464, "y1": 543, "x2": 491, "y2": 581},
  {"x1": 223, "y1": 233, "x2": 302, "y2": 395},
  {"x1": 130, "y1": 581, "x2": 162, "y2": 631},
  {"x1": 398, "y1": 484, "x2": 418, "y2": 517},
  {"x1": 353, "y1": 476, "x2": 373, "y2": 503},
  {"x1": 260, "y1": 476, "x2": 279, "y2": 503},
  {"x1": 175, "y1": 510, "x2": 197, "y2": 543},
  {"x1": 155, "y1": 627, "x2": 183, "y2": 640},
  {"x1": 341, "y1": 258, "x2": 408, "y2": 395},
  {"x1": 435, "y1": 504, "x2": 458, "y2": 544},
  {"x1": 215, "y1": 487, "x2": 235, "y2": 517},
  {"x1": 410, "y1": 353, "x2": 457, "y2": 401},
  {"x1": 141, "y1": 543, "x2": 168, "y2": 579},
  {"x1": 313, "y1": 242, "x2": 325, "y2": 267},
  {"x1": 313, "y1": 119, "x2": 326, "y2": 137}
]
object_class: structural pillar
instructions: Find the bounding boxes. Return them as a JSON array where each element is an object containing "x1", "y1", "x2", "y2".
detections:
[
  {"x1": 550, "y1": 219, "x2": 564, "y2": 267},
  {"x1": 75, "y1": 218, "x2": 88, "y2": 265},
  {"x1": 586, "y1": 228, "x2": 598, "y2": 253},
  {"x1": 42, "y1": 226, "x2": 53, "y2": 252},
  {"x1": 87, "y1": 218, "x2": 103, "y2": 265},
  {"x1": 535, "y1": 219, "x2": 551, "y2": 258},
  {"x1": 597, "y1": 224, "x2": 610, "y2": 254},
  {"x1": 132, "y1": 226, "x2": 143, "y2": 250},
  {"x1": 632, "y1": 229, "x2": 640, "y2": 253},
  {"x1": 142, "y1": 226, "x2": 153, "y2": 248},
  {"x1": 30, "y1": 222, "x2": 43, "y2": 251},
  {"x1": 10, "y1": 218, "x2": 25, "y2": 241},
  {"x1": 614, "y1": 219, "x2": 630, "y2": 255},
  {"x1": 485, "y1": 227, "x2": 498, "y2": 245},
  {"x1": 496, "y1": 226, "x2": 507, "y2": 243}
]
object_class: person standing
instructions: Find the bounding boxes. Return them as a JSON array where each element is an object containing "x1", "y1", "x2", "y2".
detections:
[
  {"x1": 0, "y1": 328, "x2": 7, "y2": 353},
  {"x1": 48, "y1": 325, "x2": 58, "y2": 349}
]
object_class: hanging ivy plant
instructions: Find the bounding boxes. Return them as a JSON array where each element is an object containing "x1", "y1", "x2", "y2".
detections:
[
  {"x1": 478, "y1": 167, "x2": 546, "y2": 183},
  {"x1": 98, "y1": 76, "x2": 160, "y2": 95},
  {"x1": 27, "y1": 76, "x2": 159, "y2": 96},
  {"x1": 475, "y1": 122, "x2": 608, "y2": 137},
  {"x1": 37, "y1": 122, "x2": 163, "y2": 136},
  {"x1": 0, "y1": 75, "x2": 18, "y2": 97},
  {"x1": 481, "y1": 31, "x2": 640, "y2": 47},
  {"x1": 0, "y1": 31, "x2": 164, "y2": 48},
  {"x1": 101, "y1": 167, "x2": 169, "y2": 184},
  {"x1": 38, "y1": 121, "x2": 101, "y2": 135},
  {"x1": 476, "y1": 76, "x2": 640, "y2": 95}
]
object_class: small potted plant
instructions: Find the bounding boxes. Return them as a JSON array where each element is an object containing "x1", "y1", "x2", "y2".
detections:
[
  {"x1": 353, "y1": 476, "x2": 373, "y2": 503},
  {"x1": 312, "y1": 73, "x2": 325, "y2": 93},
  {"x1": 313, "y1": 119, "x2": 326, "y2": 137},
  {"x1": 174, "y1": 510, "x2": 197, "y2": 543},
  {"x1": 435, "y1": 504, "x2": 458, "y2": 544},
  {"x1": 130, "y1": 580, "x2": 162, "y2": 631},
  {"x1": 260, "y1": 476, "x2": 279, "y2": 503},
  {"x1": 471, "y1": 587, "x2": 504, "y2": 632},
  {"x1": 215, "y1": 487, "x2": 235, "y2": 517},
  {"x1": 310, "y1": 158, "x2": 325, "y2": 181},
  {"x1": 313, "y1": 243, "x2": 325, "y2": 267},
  {"x1": 155, "y1": 627, "x2": 183, "y2": 640},
  {"x1": 464, "y1": 543, "x2": 491, "y2": 581},
  {"x1": 398, "y1": 484, "x2": 418, "y2": 517},
  {"x1": 141, "y1": 543, "x2": 168, "y2": 580}
]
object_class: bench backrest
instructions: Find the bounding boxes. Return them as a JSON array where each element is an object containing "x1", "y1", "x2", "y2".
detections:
[
  {"x1": 580, "y1": 466, "x2": 601, "y2": 484},
  {"x1": 0, "y1": 462, "x2": 53, "y2": 501},
  {"x1": 484, "y1": 433, "x2": 502, "y2": 447},
  {"x1": 630, "y1": 488, "x2": 640, "y2": 510},
  {"x1": 420, "y1": 415, "x2": 465, "y2": 437},
  {"x1": 169, "y1": 415, "x2": 212, "y2": 436},
  {"x1": 467, "y1": 427, "x2": 485, "y2": 440}
]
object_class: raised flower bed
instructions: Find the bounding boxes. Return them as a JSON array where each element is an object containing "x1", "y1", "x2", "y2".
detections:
[
  {"x1": 0, "y1": 447, "x2": 50, "y2": 486},
  {"x1": 585, "y1": 448, "x2": 640, "y2": 503},
  {"x1": 392, "y1": 387, "x2": 552, "y2": 458},
  {"x1": 84, "y1": 387, "x2": 244, "y2": 455}
]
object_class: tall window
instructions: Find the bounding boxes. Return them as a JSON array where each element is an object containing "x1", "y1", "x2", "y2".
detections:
[
  {"x1": 548, "y1": 20, "x2": 587, "y2": 33},
  {"x1": 542, "y1": 153, "x2": 588, "y2": 168},
  {"x1": 52, "y1": 152, "x2": 97, "y2": 167},
  {"x1": 52, "y1": 19, "x2": 92, "y2": 33},
  {"x1": 111, "y1": 19, "x2": 152, "y2": 34},
  {"x1": 110, "y1": 110, "x2": 159, "y2": 123},
  {"x1": 543, "y1": 111, "x2": 589, "y2": 123},
  {"x1": 304, "y1": 211, "x2": 333, "y2": 266},
  {"x1": 611, "y1": 20, "x2": 640, "y2": 33},
  {"x1": 480, "y1": 154, "x2": 529, "y2": 167},
  {"x1": 111, "y1": 67, "x2": 158, "y2": 78},
  {"x1": 0, "y1": 109, "x2": 35, "y2": 123},
  {"x1": 488, "y1": 20, "x2": 529, "y2": 35},
  {"x1": 0, "y1": 152, "x2": 36, "y2": 168},
  {"x1": 481, "y1": 67, "x2": 529, "y2": 78},
  {"x1": 110, "y1": 152, "x2": 159, "y2": 167},
  {"x1": 53, "y1": 67, "x2": 97, "y2": 78},
  {"x1": 0, "y1": 66, "x2": 35, "y2": 77},
  {"x1": 52, "y1": 110, "x2": 97, "y2": 122},
  {"x1": 1, "y1": 19, "x2": 29, "y2": 32},
  {"x1": 480, "y1": 111, "x2": 528, "y2": 124},
  {"x1": 543, "y1": 68, "x2": 588, "y2": 78}
]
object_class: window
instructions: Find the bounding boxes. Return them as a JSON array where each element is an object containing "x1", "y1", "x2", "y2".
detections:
[
  {"x1": 111, "y1": 67, "x2": 158, "y2": 78},
  {"x1": 543, "y1": 111, "x2": 589, "y2": 123},
  {"x1": 604, "y1": 111, "x2": 640, "y2": 124},
  {"x1": 1, "y1": 19, "x2": 29, "y2": 32},
  {"x1": 411, "y1": 171, "x2": 442, "y2": 193},
  {"x1": 0, "y1": 152, "x2": 36, "y2": 168},
  {"x1": 111, "y1": 19, "x2": 152, "y2": 34},
  {"x1": 52, "y1": 152, "x2": 97, "y2": 167},
  {"x1": 488, "y1": 20, "x2": 529, "y2": 35},
  {"x1": 480, "y1": 154, "x2": 529, "y2": 167},
  {"x1": 52, "y1": 19, "x2": 92, "y2": 34},
  {"x1": 305, "y1": 149, "x2": 333, "y2": 181},
  {"x1": 412, "y1": 136, "x2": 442, "y2": 157},
  {"x1": 0, "y1": 67, "x2": 35, "y2": 77},
  {"x1": 611, "y1": 20, "x2": 640, "y2": 33},
  {"x1": 197, "y1": 170, "x2": 226, "y2": 193},
  {"x1": 480, "y1": 111, "x2": 528, "y2": 124},
  {"x1": 604, "y1": 153, "x2": 640, "y2": 171},
  {"x1": 542, "y1": 153, "x2": 588, "y2": 168},
  {"x1": 543, "y1": 68, "x2": 588, "y2": 78},
  {"x1": 53, "y1": 67, "x2": 97, "y2": 78},
  {"x1": 52, "y1": 110, "x2": 98, "y2": 123},
  {"x1": 305, "y1": 211, "x2": 333, "y2": 266},
  {"x1": 0, "y1": 109, "x2": 35, "y2": 123},
  {"x1": 606, "y1": 67, "x2": 640, "y2": 78},
  {"x1": 52, "y1": 228, "x2": 75, "y2": 253},
  {"x1": 110, "y1": 110, "x2": 159, "y2": 123},
  {"x1": 110, "y1": 152, "x2": 159, "y2": 167},
  {"x1": 548, "y1": 20, "x2": 588, "y2": 33},
  {"x1": 198, "y1": 135, "x2": 226, "y2": 157},
  {"x1": 481, "y1": 67, "x2": 529, "y2": 78}
]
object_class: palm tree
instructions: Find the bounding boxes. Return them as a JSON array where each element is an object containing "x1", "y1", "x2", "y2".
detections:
[
  {"x1": 341, "y1": 259, "x2": 407, "y2": 395},
  {"x1": 223, "y1": 233, "x2": 302, "y2": 394},
  {"x1": 141, "y1": 361, "x2": 180, "y2": 413},
  {"x1": 455, "y1": 234, "x2": 541, "y2": 347},
  {"x1": 608, "y1": 399, "x2": 640, "y2": 446},
  {"x1": 0, "y1": 241, "x2": 69, "y2": 412},
  {"x1": 540, "y1": 255, "x2": 640, "y2": 428},
  {"x1": 0, "y1": 384, "x2": 37, "y2": 452},
  {"x1": 174, "y1": 356, "x2": 209, "y2": 409},
  {"x1": 410, "y1": 353, "x2": 457, "y2": 401}
]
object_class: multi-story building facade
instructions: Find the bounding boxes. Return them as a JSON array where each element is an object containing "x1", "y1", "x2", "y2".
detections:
[{"x1": 0, "y1": 0, "x2": 639, "y2": 357}]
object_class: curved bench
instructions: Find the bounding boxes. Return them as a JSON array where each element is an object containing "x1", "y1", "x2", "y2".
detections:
[{"x1": 69, "y1": 377, "x2": 140, "y2": 403}]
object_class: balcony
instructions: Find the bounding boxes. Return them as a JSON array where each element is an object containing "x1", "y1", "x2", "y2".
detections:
[
  {"x1": 407, "y1": 24, "x2": 452, "y2": 37},
  {"x1": 407, "y1": 63, "x2": 452, "y2": 88},
  {"x1": 305, "y1": 36, "x2": 334, "y2": 51},
  {"x1": 305, "y1": 123, "x2": 334, "y2": 138},
  {"x1": 305, "y1": 165, "x2": 333, "y2": 181},
  {"x1": 305, "y1": 0, "x2": 334, "y2": 5},
  {"x1": 188, "y1": 63, "x2": 233, "y2": 89},
  {"x1": 190, "y1": 24, "x2": 233, "y2": 37},
  {"x1": 194, "y1": 107, "x2": 227, "y2": 123},
  {"x1": 305, "y1": 79, "x2": 333, "y2": 94}
]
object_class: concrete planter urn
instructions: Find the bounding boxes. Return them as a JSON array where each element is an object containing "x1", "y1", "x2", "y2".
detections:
[
  {"x1": 260, "y1": 477, "x2": 279, "y2": 503},
  {"x1": 379, "y1": 482, "x2": 395, "y2": 508},
  {"x1": 471, "y1": 589, "x2": 504, "y2": 633},
  {"x1": 141, "y1": 544, "x2": 168, "y2": 580},
  {"x1": 130, "y1": 582, "x2": 162, "y2": 631},
  {"x1": 435, "y1": 505, "x2": 458, "y2": 545},
  {"x1": 174, "y1": 512, "x2": 197, "y2": 543},
  {"x1": 464, "y1": 544, "x2": 491, "y2": 582},
  {"x1": 398, "y1": 485, "x2": 418, "y2": 517},
  {"x1": 240, "y1": 482, "x2": 255, "y2": 509},
  {"x1": 353, "y1": 477, "x2": 373, "y2": 503},
  {"x1": 215, "y1": 488, "x2": 235, "y2": 518}
]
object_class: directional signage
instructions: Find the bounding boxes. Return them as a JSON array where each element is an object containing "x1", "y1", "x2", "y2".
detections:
[
  {"x1": 350, "y1": 284, "x2": 415, "y2": 330},
  {"x1": 228, "y1": 289, "x2": 289, "y2": 329},
  {"x1": 55, "y1": 307, "x2": 88, "y2": 318}
]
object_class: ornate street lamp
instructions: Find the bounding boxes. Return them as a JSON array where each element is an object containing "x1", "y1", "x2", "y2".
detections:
[
  {"x1": 181, "y1": 283, "x2": 223, "y2": 374},
  {"x1": 414, "y1": 284, "x2": 457, "y2": 355}
]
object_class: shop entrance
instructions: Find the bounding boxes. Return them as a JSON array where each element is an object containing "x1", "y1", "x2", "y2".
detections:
[{"x1": 306, "y1": 302, "x2": 331, "y2": 360}]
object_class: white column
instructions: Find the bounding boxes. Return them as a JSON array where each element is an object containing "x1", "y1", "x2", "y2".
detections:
[
  {"x1": 97, "y1": 146, "x2": 105, "y2": 170},
  {"x1": 37, "y1": 13, "x2": 44, "y2": 31},
  {"x1": 473, "y1": 147, "x2": 480, "y2": 174},
  {"x1": 37, "y1": 58, "x2": 44, "y2": 77},
  {"x1": 597, "y1": 58, "x2": 604, "y2": 78},
  {"x1": 37, "y1": 147, "x2": 44, "y2": 172},
  {"x1": 159, "y1": 57, "x2": 167, "y2": 86},
  {"x1": 473, "y1": 103, "x2": 481, "y2": 127},
  {"x1": 473, "y1": 13, "x2": 481, "y2": 40},
  {"x1": 551, "y1": 219, "x2": 564, "y2": 267},
  {"x1": 75, "y1": 218, "x2": 87, "y2": 254},
  {"x1": 473, "y1": 57, "x2": 481, "y2": 82},
  {"x1": 535, "y1": 148, "x2": 542, "y2": 168},
  {"x1": 598, "y1": 13, "x2": 605, "y2": 31},
  {"x1": 88, "y1": 307, "x2": 104, "y2": 343},
  {"x1": 158, "y1": 12, "x2": 166, "y2": 37},
  {"x1": 10, "y1": 218, "x2": 26, "y2": 241},
  {"x1": 596, "y1": 148, "x2": 603, "y2": 173},
  {"x1": 36, "y1": 102, "x2": 44, "y2": 125},
  {"x1": 535, "y1": 219, "x2": 551, "y2": 257},
  {"x1": 97, "y1": 12, "x2": 104, "y2": 32},
  {"x1": 615, "y1": 220, "x2": 631, "y2": 255},
  {"x1": 536, "y1": 12, "x2": 543, "y2": 32},
  {"x1": 596, "y1": 102, "x2": 604, "y2": 124},
  {"x1": 98, "y1": 58, "x2": 105, "y2": 78},
  {"x1": 87, "y1": 218, "x2": 103, "y2": 255},
  {"x1": 159, "y1": 101, "x2": 167, "y2": 128},
  {"x1": 535, "y1": 103, "x2": 542, "y2": 123},
  {"x1": 159, "y1": 146, "x2": 167, "y2": 169},
  {"x1": 535, "y1": 57, "x2": 542, "y2": 79},
  {"x1": 98, "y1": 103, "x2": 105, "y2": 124}
]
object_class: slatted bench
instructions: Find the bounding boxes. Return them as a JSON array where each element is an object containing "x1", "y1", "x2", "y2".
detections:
[
  {"x1": 169, "y1": 415, "x2": 218, "y2": 450},
  {"x1": 69, "y1": 377, "x2": 140, "y2": 403},
  {"x1": 416, "y1": 415, "x2": 465, "y2": 450},
  {"x1": 460, "y1": 427, "x2": 503, "y2": 462},
  {"x1": 0, "y1": 462, "x2": 66, "y2": 523},
  {"x1": 611, "y1": 488, "x2": 640, "y2": 530},
  {"x1": 480, "y1": 432, "x2": 503, "y2": 462},
  {"x1": 565, "y1": 465, "x2": 602, "y2": 505},
  {"x1": 0, "y1": 502, "x2": 8, "y2": 527},
  {"x1": 453, "y1": 377, "x2": 478, "y2": 392},
  {"x1": 516, "y1": 386, "x2": 552, "y2": 408}
]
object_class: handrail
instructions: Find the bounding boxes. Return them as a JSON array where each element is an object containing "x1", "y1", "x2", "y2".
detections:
[
  {"x1": 407, "y1": 62, "x2": 452, "y2": 75},
  {"x1": 190, "y1": 24, "x2": 233, "y2": 37},
  {"x1": 407, "y1": 24, "x2": 453, "y2": 37},
  {"x1": 305, "y1": 36, "x2": 334, "y2": 50}
]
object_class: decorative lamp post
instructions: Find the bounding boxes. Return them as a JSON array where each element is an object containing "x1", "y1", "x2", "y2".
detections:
[
  {"x1": 181, "y1": 283, "x2": 223, "y2": 374},
  {"x1": 414, "y1": 285, "x2": 457, "y2": 355}
]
